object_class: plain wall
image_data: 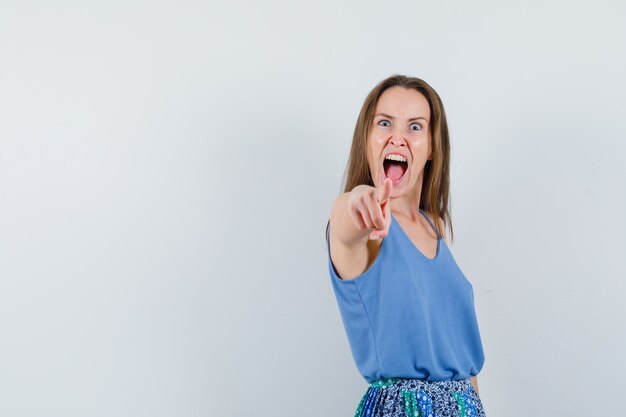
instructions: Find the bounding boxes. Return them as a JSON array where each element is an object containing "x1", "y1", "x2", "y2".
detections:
[{"x1": 1, "y1": 1, "x2": 625, "y2": 416}]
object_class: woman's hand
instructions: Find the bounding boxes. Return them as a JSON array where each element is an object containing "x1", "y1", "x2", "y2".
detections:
[{"x1": 347, "y1": 178, "x2": 393, "y2": 241}]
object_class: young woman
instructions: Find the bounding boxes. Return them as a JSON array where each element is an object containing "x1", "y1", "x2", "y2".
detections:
[{"x1": 325, "y1": 74, "x2": 487, "y2": 417}]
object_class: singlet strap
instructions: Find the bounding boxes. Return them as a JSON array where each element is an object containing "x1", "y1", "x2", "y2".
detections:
[
  {"x1": 325, "y1": 219, "x2": 331, "y2": 251},
  {"x1": 419, "y1": 208, "x2": 440, "y2": 239}
]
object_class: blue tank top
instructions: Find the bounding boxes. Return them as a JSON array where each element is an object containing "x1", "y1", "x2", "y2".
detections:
[{"x1": 326, "y1": 208, "x2": 485, "y2": 383}]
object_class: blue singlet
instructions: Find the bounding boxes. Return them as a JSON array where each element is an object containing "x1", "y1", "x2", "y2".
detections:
[{"x1": 326, "y1": 208, "x2": 485, "y2": 383}]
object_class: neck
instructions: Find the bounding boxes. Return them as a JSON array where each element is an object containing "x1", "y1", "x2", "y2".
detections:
[{"x1": 390, "y1": 187, "x2": 422, "y2": 221}]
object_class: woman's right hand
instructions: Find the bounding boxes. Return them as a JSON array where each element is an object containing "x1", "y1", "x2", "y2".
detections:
[{"x1": 347, "y1": 178, "x2": 393, "y2": 240}]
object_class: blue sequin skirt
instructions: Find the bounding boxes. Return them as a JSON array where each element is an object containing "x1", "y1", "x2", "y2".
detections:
[{"x1": 354, "y1": 377, "x2": 486, "y2": 417}]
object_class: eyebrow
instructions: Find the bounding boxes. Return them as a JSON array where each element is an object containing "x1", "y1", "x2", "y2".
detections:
[{"x1": 375, "y1": 113, "x2": 428, "y2": 122}]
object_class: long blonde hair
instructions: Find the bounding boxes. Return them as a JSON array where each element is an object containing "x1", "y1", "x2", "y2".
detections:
[{"x1": 327, "y1": 74, "x2": 454, "y2": 243}]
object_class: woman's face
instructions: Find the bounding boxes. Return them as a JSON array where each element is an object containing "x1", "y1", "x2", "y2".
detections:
[{"x1": 367, "y1": 86, "x2": 432, "y2": 197}]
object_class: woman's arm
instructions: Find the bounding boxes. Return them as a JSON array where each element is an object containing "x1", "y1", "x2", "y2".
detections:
[
  {"x1": 434, "y1": 213, "x2": 480, "y2": 396},
  {"x1": 470, "y1": 376, "x2": 479, "y2": 395},
  {"x1": 433, "y1": 213, "x2": 480, "y2": 396}
]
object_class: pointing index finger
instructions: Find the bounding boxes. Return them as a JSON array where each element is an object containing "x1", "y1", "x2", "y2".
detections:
[{"x1": 377, "y1": 178, "x2": 393, "y2": 205}]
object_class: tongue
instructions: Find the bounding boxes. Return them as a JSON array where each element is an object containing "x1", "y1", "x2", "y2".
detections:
[{"x1": 386, "y1": 164, "x2": 405, "y2": 182}]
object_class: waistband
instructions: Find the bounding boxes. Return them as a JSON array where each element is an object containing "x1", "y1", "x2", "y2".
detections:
[{"x1": 369, "y1": 376, "x2": 474, "y2": 391}]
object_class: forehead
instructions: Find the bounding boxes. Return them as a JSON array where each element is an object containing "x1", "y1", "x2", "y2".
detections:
[{"x1": 375, "y1": 86, "x2": 430, "y2": 120}]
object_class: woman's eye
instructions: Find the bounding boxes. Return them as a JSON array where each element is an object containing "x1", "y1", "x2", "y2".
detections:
[{"x1": 378, "y1": 120, "x2": 422, "y2": 131}]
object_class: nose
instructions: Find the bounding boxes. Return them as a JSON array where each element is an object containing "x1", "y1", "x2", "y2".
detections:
[{"x1": 389, "y1": 127, "x2": 408, "y2": 147}]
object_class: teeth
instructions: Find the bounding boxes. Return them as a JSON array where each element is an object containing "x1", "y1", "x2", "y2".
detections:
[{"x1": 384, "y1": 154, "x2": 407, "y2": 163}]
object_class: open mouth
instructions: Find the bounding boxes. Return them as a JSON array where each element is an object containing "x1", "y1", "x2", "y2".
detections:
[{"x1": 383, "y1": 158, "x2": 408, "y2": 184}]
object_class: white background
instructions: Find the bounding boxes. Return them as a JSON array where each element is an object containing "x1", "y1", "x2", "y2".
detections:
[{"x1": 1, "y1": 1, "x2": 625, "y2": 416}]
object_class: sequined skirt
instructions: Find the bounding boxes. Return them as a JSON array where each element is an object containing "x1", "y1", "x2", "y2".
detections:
[{"x1": 354, "y1": 377, "x2": 486, "y2": 417}]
